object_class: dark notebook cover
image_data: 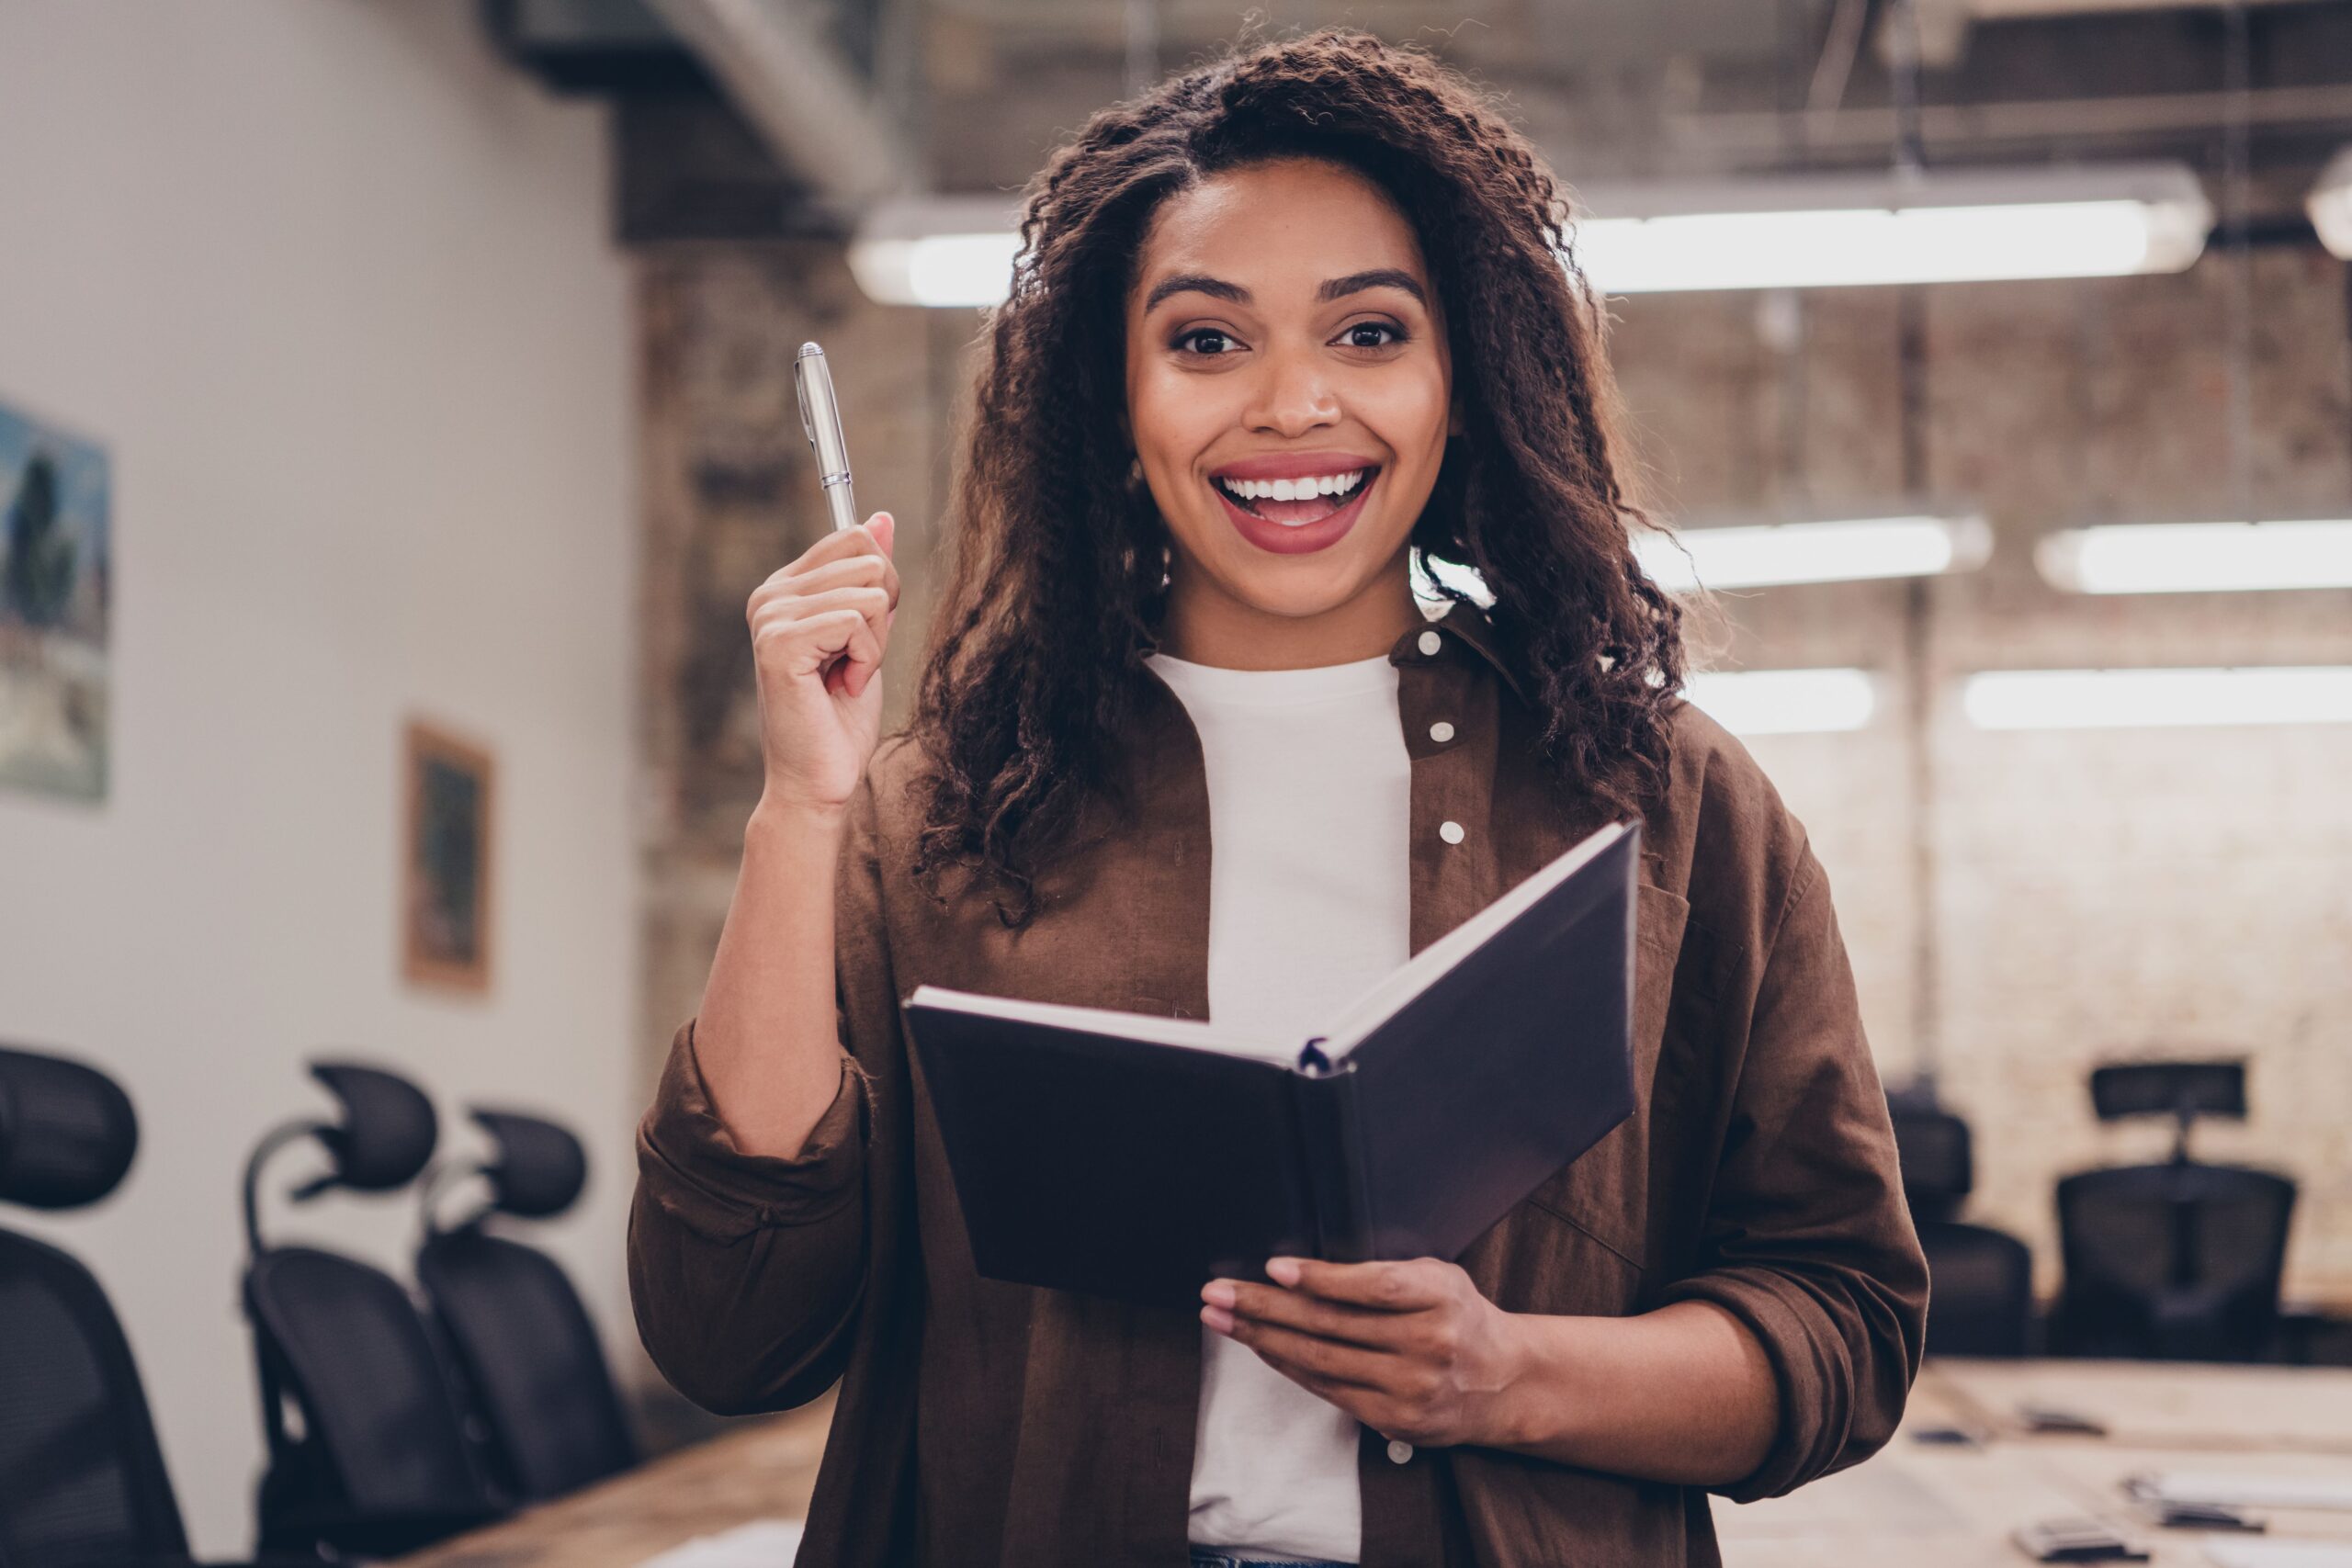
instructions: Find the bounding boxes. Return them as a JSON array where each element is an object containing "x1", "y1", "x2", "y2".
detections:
[{"x1": 900, "y1": 819, "x2": 1640, "y2": 1306}]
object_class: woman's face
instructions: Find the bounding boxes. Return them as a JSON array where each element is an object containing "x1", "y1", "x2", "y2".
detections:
[{"x1": 1124, "y1": 156, "x2": 1456, "y2": 639}]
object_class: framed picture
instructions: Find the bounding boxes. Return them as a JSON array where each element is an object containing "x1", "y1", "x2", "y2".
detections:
[
  {"x1": 402, "y1": 719, "x2": 495, "y2": 994},
  {"x1": 0, "y1": 396, "x2": 111, "y2": 802}
]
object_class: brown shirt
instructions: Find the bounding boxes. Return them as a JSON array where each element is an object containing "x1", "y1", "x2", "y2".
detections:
[{"x1": 628, "y1": 600, "x2": 1928, "y2": 1567}]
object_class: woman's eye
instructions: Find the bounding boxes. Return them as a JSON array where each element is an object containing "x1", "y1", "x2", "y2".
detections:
[
  {"x1": 1175, "y1": 328, "x2": 1238, "y2": 355},
  {"x1": 1340, "y1": 321, "x2": 1405, "y2": 350}
]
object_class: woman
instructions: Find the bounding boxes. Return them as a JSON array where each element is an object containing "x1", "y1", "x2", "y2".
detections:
[{"x1": 629, "y1": 28, "x2": 1927, "y2": 1568}]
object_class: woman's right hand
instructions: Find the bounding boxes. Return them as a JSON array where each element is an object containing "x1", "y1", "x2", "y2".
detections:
[{"x1": 747, "y1": 512, "x2": 900, "y2": 818}]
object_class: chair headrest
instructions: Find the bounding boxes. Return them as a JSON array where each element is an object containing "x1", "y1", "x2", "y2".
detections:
[
  {"x1": 469, "y1": 1109, "x2": 586, "y2": 1219},
  {"x1": 310, "y1": 1062, "x2": 438, "y2": 1191},
  {"x1": 2090, "y1": 1060, "x2": 2245, "y2": 1123},
  {"x1": 0, "y1": 1046, "x2": 139, "y2": 1211},
  {"x1": 1890, "y1": 1103, "x2": 1973, "y2": 1222}
]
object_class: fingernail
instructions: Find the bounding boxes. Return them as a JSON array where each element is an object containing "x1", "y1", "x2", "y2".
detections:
[
  {"x1": 1202, "y1": 1280, "x2": 1236, "y2": 1308},
  {"x1": 1200, "y1": 1303, "x2": 1235, "y2": 1334},
  {"x1": 1266, "y1": 1257, "x2": 1303, "y2": 1287}
]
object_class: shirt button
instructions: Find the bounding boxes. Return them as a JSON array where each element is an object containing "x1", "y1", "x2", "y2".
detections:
[
  {"x1": 1438, "y1": 819, "x2": 1465, "y2": 845},
  {"x1": 1417, "y1": 629, "x2": 1442, "y2": 657},
  {"x1": 1429, "y1": 720, "x2": 1455, "y2": 744},
  {"x1": 1387, "y1": 1438, "x2": 1415, "y2": 1464}
]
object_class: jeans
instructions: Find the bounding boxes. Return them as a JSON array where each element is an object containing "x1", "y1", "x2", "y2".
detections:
[{"x1": 1188, "y1": 1554, "x2": 1355, "y2": 1568}]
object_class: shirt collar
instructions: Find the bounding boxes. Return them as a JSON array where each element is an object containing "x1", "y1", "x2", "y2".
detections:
[{"x1": 1130, "y1": 597, "x2": 1528, "y2": 707}]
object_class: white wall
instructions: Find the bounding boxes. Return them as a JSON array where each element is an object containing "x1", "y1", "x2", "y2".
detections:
[{"x1": 0, "y1": 2, "x2": 638, "y2": 1553}]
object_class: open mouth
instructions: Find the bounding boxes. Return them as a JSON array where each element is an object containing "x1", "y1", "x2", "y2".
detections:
[{"x1": 1211, "y1": 466, "x2": 1378, "y2": 528}]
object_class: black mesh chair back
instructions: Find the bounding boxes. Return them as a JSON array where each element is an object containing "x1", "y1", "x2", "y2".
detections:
[
  {"x1": 0, "y1": 1045, "x2": 190, "y2": 1568},
  {"x1": 2052, "y1": 1162, "x2": 2296, "y2": 1360},
  {"x1": 241, "y1": 1061, "x2": 503, "y2": 1555},
  {"x1": 415, "y1": 1109, "x2": 637, "y2": 1501},
  {"x1": 1890, "y1": 1105, "x2": 1974, "y2": 1224},
  {"x1": 1917, "y1": 1220, "x2": 2033, "y2": 1358},
  {"x1": 245, "y1": 1247, "x2": 492, "y2": 1515}
]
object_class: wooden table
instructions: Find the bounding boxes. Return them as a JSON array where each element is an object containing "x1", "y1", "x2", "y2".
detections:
[
  {"x1": 1713, "y1": 1362, "x2": 2352, "y2": 1566},
  {"x1": 397, "y1": 1365, "x2": 2352, "y2": 1567},
  {"x1": 391, "y1": 1393, "x2": 832, "y2": 1568}
]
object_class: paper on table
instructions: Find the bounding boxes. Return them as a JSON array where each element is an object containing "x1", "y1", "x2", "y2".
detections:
[
  {"x1": 2131, "y1": 1473, "x2": 2352, "y2": 1513},
  {"x1": 2202, "y1": 1540, "x2": 2352, "y2": 1568},
  {"x1": 633, "y1": 1518, "x2": 807, "y2": 1567}
]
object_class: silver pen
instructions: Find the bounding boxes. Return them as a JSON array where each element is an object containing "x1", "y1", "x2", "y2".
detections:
[{"x1": 793, "y1": 341, "x2": 859, "y2": 532}]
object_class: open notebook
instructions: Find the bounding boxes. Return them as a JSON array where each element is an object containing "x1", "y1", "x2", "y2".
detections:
[{"x1": 899, "y1": 818, "x2": 1640, "y2": 1305}]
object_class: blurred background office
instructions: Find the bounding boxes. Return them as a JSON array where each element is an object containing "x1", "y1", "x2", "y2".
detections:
[{"x1": 2, "y1": 0, "x2": 2349, "y2": 1563}]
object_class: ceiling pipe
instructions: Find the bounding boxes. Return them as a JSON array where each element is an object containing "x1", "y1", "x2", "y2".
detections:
[{"x1": 642, "y1": 0, "x2": 918, "y2": 203}]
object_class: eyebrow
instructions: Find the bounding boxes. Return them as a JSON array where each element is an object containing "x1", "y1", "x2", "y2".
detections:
[
  {"x1": 1142, "y1": 266, "x2": 1429, "y2": 314},
  {"x1": 1321, "y1": 268, "x2": 1429, "y2": 307},
  {"x1": 1144, "y1": 273, "x2": 1247, "y2": 312}
]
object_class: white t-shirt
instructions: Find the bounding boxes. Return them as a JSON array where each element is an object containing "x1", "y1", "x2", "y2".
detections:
[{"x1": 1143, "y1": 646, "x2": 1413, "y2": 1565}]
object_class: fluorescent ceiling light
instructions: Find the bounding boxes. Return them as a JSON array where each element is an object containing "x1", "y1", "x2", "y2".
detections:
[
  {"x1": 1572, "y1": 164, "x2": 2210, "y2": 292},
  {"x1": 850, "y1": 196, "x2": 1023, "y2": 308},
  {"x1": 850, "y1": 164, "x2": 2210, "y2": 308},
  {"x1": 2039, "y1": 520, "x2": 2352, "y2": 594},
  {"x1": 1635, "y1": 513, "x2": 1992, "y2": 592},
  {"x1": 1685, "y1": 669, "x2": 1878, "y2": 735},
  {"x1": 2309, "y1": 147, "x2": 2352, "y2": 261},
  {"x1": 1965, "y1": 667, "x2": 2352, "y2": 730}
]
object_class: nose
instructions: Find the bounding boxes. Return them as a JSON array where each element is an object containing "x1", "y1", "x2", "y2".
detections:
[{"x1": 1240, "y1": 340, "x2": 1339, "y2": 439}]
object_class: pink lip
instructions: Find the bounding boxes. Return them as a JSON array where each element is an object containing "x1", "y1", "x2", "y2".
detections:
[
  {"x1": 1211, "y1": 468, "x2": 1379, "y2": 556},
  {"x1": 1207, "y1": 449, "x2": 1382, "y2": 482}
]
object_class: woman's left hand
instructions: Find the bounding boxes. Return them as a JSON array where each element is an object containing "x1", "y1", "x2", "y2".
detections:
[{"x1": 1202, "y1": 1256, "x2": 1528, "y2": 1449}]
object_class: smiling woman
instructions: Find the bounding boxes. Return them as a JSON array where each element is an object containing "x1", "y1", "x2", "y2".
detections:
[{"x1": 629, "y1": 26, "x2": 1927, "y2": 1568}]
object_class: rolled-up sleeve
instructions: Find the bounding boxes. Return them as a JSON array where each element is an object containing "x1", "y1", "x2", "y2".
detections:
[
  {"x1": 626, "y1": 771, "x2": 899, "y2": 1417},
  {"x1": 635, "y1": 1017, "x2": 868, "y2": 1241},
  {"x1": 627, "y1": 1015, "x2": 869, "y2": 1416},
  {"x1": 1658, "y1": 843, "x2": 1929, "y2": 1504}
]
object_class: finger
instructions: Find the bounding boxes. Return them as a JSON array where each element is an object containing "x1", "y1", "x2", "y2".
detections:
[
  {"x1": 1270, "y1": 1257, "x2": 1453, "y2": 1312},
  {"x1": 870, "y1": 511, "x2": 895, "y2": 558},
  {"x1": 1209, "y1": 1308, "x2": 1396, "y2": 1390},
  {"x1": 766, "y1": 515, "x2": 892, "y2": 587},
  {"x1": 759, "y1": 606, "x2": 878, "y2": 688},
  {"x1": 825, "y1": 608, "x2": 884, "y2": 695},
  {"x1": 771, "y1": 557, "x2": 898, "y2": 620},
  {"x1": 775, "y1": 552, "x2": 900, "y2": 611},
  {"x1": 1209, "y1": 1279, "x2": 1412, "y2": 1352},
  {"x1": 756, "y1": 584, "x2": 890, "y2": 663}
]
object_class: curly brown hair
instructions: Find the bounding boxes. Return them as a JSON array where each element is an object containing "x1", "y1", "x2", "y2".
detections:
[{"x1": 906, "y1": 26, "x2": 1685, "y2": 926}]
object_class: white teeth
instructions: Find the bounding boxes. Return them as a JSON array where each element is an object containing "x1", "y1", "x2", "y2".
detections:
[{"x1": 1215, "y1": 469, "x2": 1368, "y2": 503}]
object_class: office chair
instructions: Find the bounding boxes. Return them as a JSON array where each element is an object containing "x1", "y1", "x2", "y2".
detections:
[
  {"x1": 2050, "y1": 1060, "x2": 2298, "y2": 1361},
  {"x1": 1888, "y1": 1100, "x2": 2035, "y2": 1358},
  {"x1": 414, "y1": 1108, "x2": 639, "y2": 1502},
  {"x1": 0, "y1": 1044, "x2": 315, "y2": 1568},
  {"x1": 240, "y1": 1062, "x2": 506, "y2": 1558}
]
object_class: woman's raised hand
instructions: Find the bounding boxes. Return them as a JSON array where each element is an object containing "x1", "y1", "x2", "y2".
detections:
[{"x1": 747, "y1": 513, "x2": 900, "y2": 818}]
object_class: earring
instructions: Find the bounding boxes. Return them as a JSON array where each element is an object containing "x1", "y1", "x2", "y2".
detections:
[{"x1": 1126, "y1": 454, "x2": 1144, "y2": 486}]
